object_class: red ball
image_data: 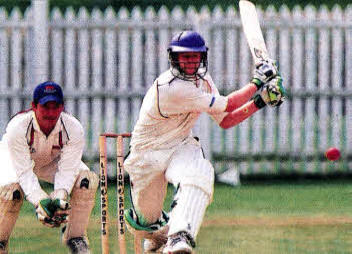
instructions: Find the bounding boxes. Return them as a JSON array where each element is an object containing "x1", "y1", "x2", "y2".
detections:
[{"x1": 325, "y1": 147, "x2": 340, "y2": 161}]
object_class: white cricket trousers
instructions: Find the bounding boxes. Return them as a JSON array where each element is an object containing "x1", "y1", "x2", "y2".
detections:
[{"x1": 124, "y1": 136, "x2": 214, "y2": 238}]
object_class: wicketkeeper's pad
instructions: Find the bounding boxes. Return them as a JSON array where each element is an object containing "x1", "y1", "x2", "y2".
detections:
[
  {"x1": 62, "y1": 170, "x2": 98, "y2": 243},
  {"x1": 0, "y1": 183, "x2": 23, "y2": 245}
]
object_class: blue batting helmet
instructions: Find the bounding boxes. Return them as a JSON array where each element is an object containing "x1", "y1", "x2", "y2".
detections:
[
  {"x1": 168, "y1": 30, "x2": 208, "y2": 53},
  {"x1": 168, "y1": 30, "x2": 208, "y2": 80}
]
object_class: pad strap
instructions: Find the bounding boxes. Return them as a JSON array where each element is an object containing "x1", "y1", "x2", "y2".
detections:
[{"x1": 125, "y1": 208, "x2": 168, "y2": 232}]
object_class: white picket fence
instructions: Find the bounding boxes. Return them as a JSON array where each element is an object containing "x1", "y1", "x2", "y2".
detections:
[{"x1": 0, "y1": 1, "x2": 351, "y2": 177}]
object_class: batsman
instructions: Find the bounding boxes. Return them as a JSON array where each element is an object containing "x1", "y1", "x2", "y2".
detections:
[
  {"x1": 124, "y1": 30, "x2": 286, "y2": 253},
  {"x1": 0, "y1": 81, "x2": 98, "y2": 254}
]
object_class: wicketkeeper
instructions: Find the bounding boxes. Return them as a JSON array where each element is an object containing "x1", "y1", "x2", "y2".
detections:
[
  {"x1": 124, "y1": 30, "x2": 285, "y2": 253},
  {"x1": 0, "y1": 81, "x2": 98, "y2": 254}
]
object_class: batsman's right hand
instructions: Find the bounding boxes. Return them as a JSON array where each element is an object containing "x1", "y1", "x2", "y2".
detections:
[
  {"x1": 36, "y1": 198, "x2": 70, "y2": 228},
  {"x1": 259, "y1": 75, "x2": 286, "y2": 107}
]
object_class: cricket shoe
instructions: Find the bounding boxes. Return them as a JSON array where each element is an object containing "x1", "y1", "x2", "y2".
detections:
[
  {"x1": 66, "y1": 236, "x2": 90, "y2": 254},
  {"x1": 144, "y1": 237, "x2": 167, "y2": 253},
  {"x1": 162, "y1": 231, "x2": 196, "y2": 254},
  {"x1": 0, "y1": 240, "x2": 7, "y2": 254}
]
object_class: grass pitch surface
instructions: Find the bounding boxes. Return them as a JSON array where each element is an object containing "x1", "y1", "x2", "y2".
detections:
[{"x1": 9, "y1": 180, "x2": 352, "y2": 253}]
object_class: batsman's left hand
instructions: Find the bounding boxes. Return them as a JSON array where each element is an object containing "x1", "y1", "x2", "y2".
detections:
[{"x1": 251, "y1": 59, "x2": 279, "y2": 89}]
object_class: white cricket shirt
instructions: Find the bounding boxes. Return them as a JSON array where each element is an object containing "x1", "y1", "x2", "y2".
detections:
[
  {"x1": 0, "y1": 110, "x2": 88, "y2": 205},
  {"x1": 130, "y1": 70, "x2": 228, "y2": 150}
]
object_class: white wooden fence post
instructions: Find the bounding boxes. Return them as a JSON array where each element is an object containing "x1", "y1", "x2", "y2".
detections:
[
  {"x1": 0, "y1": 8, "x2": 8, "y2": 137},
  {"x1": 10, "y1": 8, "x2": 23, "y2": 116},
  {"x1": 31, "y1": 0, "x2": 48, "y2": 86},
  {"x1": 191, "y1": 7, "x2": 212, "y2": 161},
  {"x1": 0, "y1": 3, "x2": 347, "y2": 177}
]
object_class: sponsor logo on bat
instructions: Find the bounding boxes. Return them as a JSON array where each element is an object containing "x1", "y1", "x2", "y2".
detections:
[{"x1": 254, "y1": 48, "x2": 265, "y2": 60}]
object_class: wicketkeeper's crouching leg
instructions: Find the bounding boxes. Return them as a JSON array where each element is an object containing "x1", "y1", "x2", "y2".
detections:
[
  {"x1": 62, "y1": 170, "x2": 98, "y2": 254},
  {"x1": 0, "y1": 183, "x2": 24, "y2": 254}
]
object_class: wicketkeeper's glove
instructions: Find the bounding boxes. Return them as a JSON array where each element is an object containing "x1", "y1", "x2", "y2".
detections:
[
  {"x1": 251, "y1": 58, "x2": 279, "y2": 89},
  {"x1": 253, "y1": 75, "x2": 286, "y2": 108},
  {"x1": 36, "y1": 190, "x2": 70, "y2": 228}
]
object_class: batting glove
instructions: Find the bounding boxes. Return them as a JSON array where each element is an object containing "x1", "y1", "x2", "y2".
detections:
[
  {"x1": 251, "y1": 59, "x2": 279, "y2": 89},
  {"x1": 254, "y1": 75, "x2": 286, "y2": 108}
]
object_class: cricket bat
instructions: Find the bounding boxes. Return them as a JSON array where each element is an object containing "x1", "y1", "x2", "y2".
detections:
[{"x1": 239, "y1": 0, "x2": 269, "y2": 65}]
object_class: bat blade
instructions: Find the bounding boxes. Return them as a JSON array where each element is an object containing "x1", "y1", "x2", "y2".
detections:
[{"x1": 239, "y1": 0, "x2": 269, "y2": 64}]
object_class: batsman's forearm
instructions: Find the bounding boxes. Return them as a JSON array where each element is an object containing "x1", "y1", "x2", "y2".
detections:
[
  {"x1": 220, "y1": 101, "x2": 260, "y2": 129},
  {"x1": 225, "y1": 83, "x2": 258, "y2": 112}
]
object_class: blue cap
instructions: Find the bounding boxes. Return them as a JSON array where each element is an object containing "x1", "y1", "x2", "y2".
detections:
[{"x1": 33, "y1": 81, "x2": 64, "y2": 105}]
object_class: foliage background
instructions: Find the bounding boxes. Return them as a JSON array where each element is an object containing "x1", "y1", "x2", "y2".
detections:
[{"x1": 0, "y1": 0, "x2": 351, "y2": 14}]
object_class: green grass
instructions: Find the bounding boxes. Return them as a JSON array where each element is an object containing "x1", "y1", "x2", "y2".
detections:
[
  {"x1": 209, "y1": 181, "x2": 352, "y2": 217},
  {"x1": 9, "y1": 180, "x2": 352, "y2": 253}
]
